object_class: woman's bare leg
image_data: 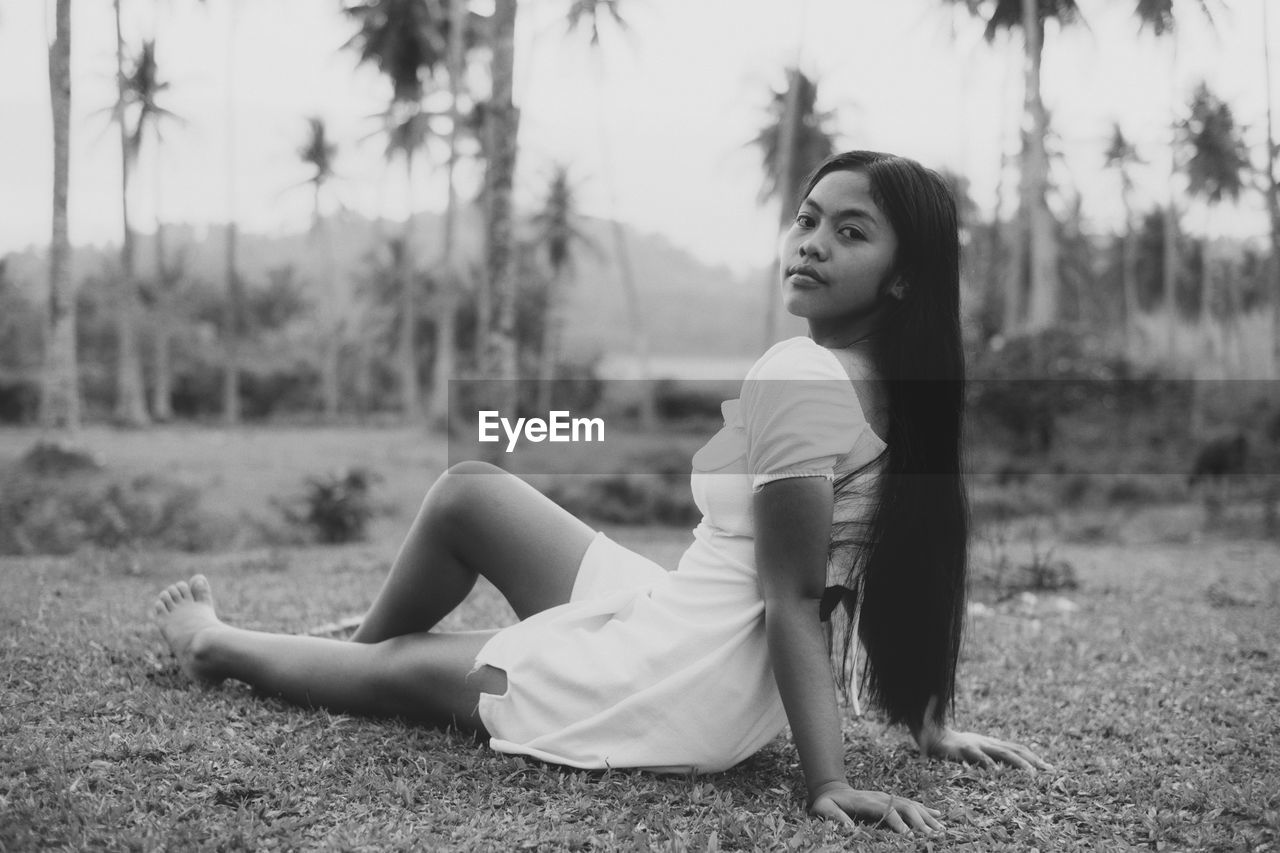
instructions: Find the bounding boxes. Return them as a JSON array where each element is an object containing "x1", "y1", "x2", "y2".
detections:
[
  {"x1": 153, "y1": 575, "x2": 503, "y2": 731},
  {"x1": 350, "y1": 461, "x2": 597, "y2": 643},
  {"x1": 152, "y1": 463, "x2": 590, "y2": 723}
]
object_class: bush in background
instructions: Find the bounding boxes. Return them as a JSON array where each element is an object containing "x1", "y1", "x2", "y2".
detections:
[
  {"x1": 542, "y1": 445, "x2": 698, "y2": 526},
  {"x1": 0, "y1": 447, "x2": 226, "y2": 555},
  {"x1": 277, "y1": 468, "x2": 380, "y2": 544}
]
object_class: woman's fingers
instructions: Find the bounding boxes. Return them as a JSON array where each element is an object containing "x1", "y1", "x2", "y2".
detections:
[
  {"x1": 987, "y1": 742, "x2": 1034, "y2": 771},
  {"x1": 963, "y1": 743, "x2": 997, "y2": 769},
  {"x1": 989, "y1": 737, "x2": 1054, "y2": 770},
  {"x1": 812, "y1": 790, "x2": 945, "y2": 836},
  {"x1": 891, "y1": 799, "x2": 943, "y2": 835},
  {"x1": 952, "y1": 731, "x2": 1054, "y2": 771},
  {"x1": 881, "y1": 807, "x2": 911, "y2": 835},
  {"x1": 813, "y1": 799, "x2": 857, "y2": 829}
]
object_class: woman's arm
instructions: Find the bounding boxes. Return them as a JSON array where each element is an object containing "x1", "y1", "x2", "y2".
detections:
[{"x1": 754, "y1": 478, "x2": 941, "y2": 835}]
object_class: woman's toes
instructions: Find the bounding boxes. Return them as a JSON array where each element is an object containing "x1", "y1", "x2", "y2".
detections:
[
  {"x1": 175, "y1": 580, "x2": 191, "y2": 600},
  {"x1": 190, "y1": 575, "x2": 213, "y2": 604}
]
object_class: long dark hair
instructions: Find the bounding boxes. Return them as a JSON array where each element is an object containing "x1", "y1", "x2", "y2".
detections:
[{"x1": 809, "y1": 151, "x2": 968, "y2": 731}]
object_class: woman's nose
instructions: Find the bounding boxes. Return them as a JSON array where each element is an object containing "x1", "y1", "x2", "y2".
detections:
[{"x1": 799, "y1": 232, "x2": 827, "y2": 260}]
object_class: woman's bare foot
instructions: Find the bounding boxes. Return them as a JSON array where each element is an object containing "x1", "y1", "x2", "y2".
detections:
[{"x1": 153, "y1": 574, "x2": 227, "y2": 683}]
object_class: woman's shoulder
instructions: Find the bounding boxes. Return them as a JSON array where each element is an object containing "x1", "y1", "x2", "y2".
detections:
[{"x1": 745, "y1": 336, "x2": 848, "y2": 383}]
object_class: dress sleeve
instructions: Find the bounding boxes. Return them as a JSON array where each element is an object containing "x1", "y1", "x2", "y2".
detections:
[{"x1": 740, "y1": 339, "x2": 864, "y2": 491}]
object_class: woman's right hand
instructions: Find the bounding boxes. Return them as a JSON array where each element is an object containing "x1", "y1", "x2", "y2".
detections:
[{"x1": 808, "y1": 782, "x2": 944, "y2": 835}]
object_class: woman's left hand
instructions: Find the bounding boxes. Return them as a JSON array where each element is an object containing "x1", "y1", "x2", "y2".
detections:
[{"x1": 922, "y1": 727, "x2": 1052, "y2": 771}]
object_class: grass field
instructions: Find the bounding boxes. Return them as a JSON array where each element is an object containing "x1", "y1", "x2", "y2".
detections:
[{"x1": 1, "y1": 425, "x2": 1278, "y2": 851}]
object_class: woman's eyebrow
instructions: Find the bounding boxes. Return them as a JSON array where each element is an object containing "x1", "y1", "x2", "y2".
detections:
[{"x1": 803, "y1": 198, "x2": 881, "y2": 226}]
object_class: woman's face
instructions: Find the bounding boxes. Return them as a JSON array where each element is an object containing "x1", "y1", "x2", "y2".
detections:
[{"x1": 779, "y1": 169, "x2": 901, "y2": 345}]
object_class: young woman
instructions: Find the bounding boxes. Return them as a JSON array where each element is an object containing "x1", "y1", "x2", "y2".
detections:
[{"x1": 154, "y1": 150, "x2": 1048, "y2": 836}]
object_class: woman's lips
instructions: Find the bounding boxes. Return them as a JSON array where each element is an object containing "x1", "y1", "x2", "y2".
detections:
[{"x1": 786, "y1": 266, "x2": 825, "y2": 287}]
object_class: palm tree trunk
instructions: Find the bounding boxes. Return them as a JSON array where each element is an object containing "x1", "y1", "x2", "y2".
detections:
[
  {"x1": 221, "y1": 3, "x2": 241, "y2": 425},
  {"x1": 222, "y1": 222, "x2": 241, "y2": 423},
  {"x1": 150, "y1": 220, "x2": 173, "y2": 421},
  {"x1": 536, "y1": 266, "x2": 565, "y2": 415},
  {"x1": 317, "y1": 201, "x2": 341, "y2": 420},
  {"x1": 42, "y1": 0, "x2": 79, "y2": 432},
  {"x1": 1005, "y1": 171, "x2": 1028, "y2": 333},
  {"x1": 1198, "y1": 231, "x2": 1213, "y2": 361},
  {"x1": 1163, "y1": 38, "x2": 1182, "y2": 365},
  {"x1": 484, "y1": 0, "x2": 520, "y2": 403},
  {"x1": 1264, "y1": 0, "x2": 1280, "y2": 378},
  {"x1": 426, "y1": 0, "x2": 468, "y2": 426},
  {"x1": 1021, "y1": 0, "x2": 1058, "y2": 331},
  {"x1": 114, "y1": 0, "x2": 149, "y2": 427},
  {"x1": 989, "y1": 46, "x2": 1014, "y2": 338},
  {"x1": 400, "y1": 159, "x2": 419, "y2": 418},
  {"x1": 1121, "y1": 189, "x2": 1139, "y2": 355},
  {"x1": 767, "y1": 68, "x2": 802, "y2": 348},
  {"x1": 1191, "y1": 212, "x2": 1215, "y2": 440},
  {"x1": 587, "y1": 49, "x2": 652, "y2": 427}
]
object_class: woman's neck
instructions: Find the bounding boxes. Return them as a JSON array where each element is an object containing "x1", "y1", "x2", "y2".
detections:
[{"x1": 808, "y1": 323, "x2": 881, "y2": 354}]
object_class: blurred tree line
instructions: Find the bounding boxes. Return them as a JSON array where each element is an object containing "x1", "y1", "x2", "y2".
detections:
[{"x1": 18, "y1": 0, "x2": 1280, "y2": 434}]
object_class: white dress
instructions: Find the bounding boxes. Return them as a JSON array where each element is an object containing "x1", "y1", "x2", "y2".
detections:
[{"x1": 473, "y1": 337, "x2": 887, "y2": 773}]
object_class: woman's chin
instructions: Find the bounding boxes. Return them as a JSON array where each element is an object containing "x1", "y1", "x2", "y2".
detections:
[{"x1": 782, "y1": 291, "x2": 817, "y2": 319}]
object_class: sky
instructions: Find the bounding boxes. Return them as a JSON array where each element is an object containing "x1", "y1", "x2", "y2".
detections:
[{"x1": 0, "y1": 0, "x2": 1274, "y2": 276}]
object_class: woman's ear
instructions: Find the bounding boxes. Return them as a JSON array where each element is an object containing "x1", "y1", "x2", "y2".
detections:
[{"x1": 885, "y1": 276, "x2": 908, "y2": 301}]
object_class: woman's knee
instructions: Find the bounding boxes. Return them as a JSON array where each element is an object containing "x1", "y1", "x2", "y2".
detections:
[{"x1": 424, "y1": 461, "x2": 510, "y2": 528}]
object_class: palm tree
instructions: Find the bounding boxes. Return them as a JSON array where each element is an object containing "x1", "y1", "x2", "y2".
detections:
[
  {"x1": 1263, "y1": 0, "x2": 1280, "y2": 376},
  {"x1": 221, "y1": 0, "x2": 242, "y2": 424},
  {"x1": 530, "y1": 164, "x2": 596, "y2": 414},
  {"x1": 426, "y1": 0, "x2": 479, "y2": 425},
  {"x1": 1103, "y1": 123, "x2": 1144, "y2": 353},
  {"x1": 298, "y1": 116, "x2": 342, "y2": 419},
  {"x1": 750, "y1": 67, "x2": 838, "y2": 345},
  {"x1": 42, "y1": 0, "x2": 78, "y2": 431},
  {"x1": 482, "y1": 0, "x2": 520, "y2": 397},
  {"x1": 111, "y1": 2, "x2": 152, "y2": 426},
  {"x1": 117, "y1": 39, "x2": 182, "y2": 422},
  {"x1": 1180, "y1": 83, "x2": 1249, "y2": 367},
  {"x1": 563, "y1": 0, "x2": 653, "y2": 425},
  {"x1": 344, "y1": 0, "x2": 451, "y2": 417},
  {"x1": 387, "y1": 109, "x2": 436, "y2": 415},
  {"x1": 944, "y1": 0, "x2": 1081, "y2": 332},
  {"x1": 1132, "y1": 0, "x2": 1223, "y2": 363}
]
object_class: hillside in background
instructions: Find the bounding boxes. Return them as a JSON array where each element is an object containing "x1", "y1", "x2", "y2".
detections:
[{"x1": 1, "y1": 207, "x2": 786, "y2": 362}]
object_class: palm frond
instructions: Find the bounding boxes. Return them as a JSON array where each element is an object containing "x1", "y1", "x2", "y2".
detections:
[
  {"x1": 748, "y1": 68, "x2": 838, "y2": 206},
  {"x1": 342, "y1": 0, "x2": 450, "y2": 104},
  {"x1": 981, "y1": 0, "x2": 1085, "y2": 41},
  {"x1": 1180, "y1": 82, "x2": 1251, "y2": 205},
  {"x1": 298, "y1": 116, "x2": 339, "y2": 186},
  {"x1": 566, "y1": 0, "x2": 628, "y2": 46}
]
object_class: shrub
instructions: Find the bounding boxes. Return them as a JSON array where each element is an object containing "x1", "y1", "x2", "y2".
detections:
[
  {"x1": 19, "y1": 441, "x2": 102, "y2": 476},
  {"x1": 1106, "y1": 476, "x2": 1163, "y2": 506},
  {"x1": 279, "y1": 468, "x2": 380, "y2": 544},
  {"x1": 0, "y1": 467, "x2": 224, "y2": 555},
  {"x1": 652, "y1": 379, "x2": 725, "y2": 425},
  {"x1": 969, "y1": 328, "x2": 1139, "y2": 454},
  {"x1": 542, "y1": 446, "x2": 699, "y2": 526},
  {"x1": 1056, "y1": 473, "x2": 1093, "y2": 508},
  {"x1": 0, "y1": 376, "x2": 38, "y2": 424},
  {"x1": 973, "y1": 522, "x2": 1080, "y2": 598}
]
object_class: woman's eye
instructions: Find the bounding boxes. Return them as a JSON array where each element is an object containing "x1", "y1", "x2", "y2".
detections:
[
  {"x1": 795, "y1": 213, "x2": 815, "y2": 228},
  {"x1": 839, "y1": 227, "x2": 865, "y2": 240}
]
